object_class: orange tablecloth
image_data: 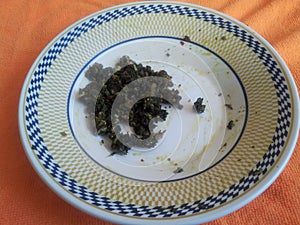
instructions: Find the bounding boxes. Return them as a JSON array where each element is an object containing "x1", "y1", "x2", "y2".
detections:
[{"x1": 0, "y1": 0, "x2": 299, "y2": 224}]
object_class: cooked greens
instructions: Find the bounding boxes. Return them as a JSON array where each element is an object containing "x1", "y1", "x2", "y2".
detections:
[
  {"x1": 193, "y1": 97, "x2": 206, "y2": 114},
  {"x1": 78, "y1": 56, "x2": 182, "y2": 155}
]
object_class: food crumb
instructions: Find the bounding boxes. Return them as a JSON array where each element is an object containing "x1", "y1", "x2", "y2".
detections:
[
  {"x1": 227, "y1": 120, "x2": 234, "y2": 130},
  {"x1": 180, "y1": 41, "x2": 184, "y2": 46},
  {"x1": 183, "y1": 35, "x2": 191, "y2": 42},
  {"x1": 225, "y1": 104, "x2": 233, "y2": 110},
  {"x1": 140, "y1": 159, "x2": 144, "y2": 162},
  {"x1": 60, "y1": 131, "x2": 67, "y2": 137},
  {"x1": 193, "y1": 97, "x2": 206, "y2": 114},
  {"x1": 173, "y1": 167, "x2": 183, "y2": 174},
  {"x1": 252, "y1": 168, "x2": 262, "y2": 176}
]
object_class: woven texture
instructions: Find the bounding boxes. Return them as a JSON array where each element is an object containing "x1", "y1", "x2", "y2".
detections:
[{"x1": 0, "y1": 0, "x2": 299, "y2": 224}]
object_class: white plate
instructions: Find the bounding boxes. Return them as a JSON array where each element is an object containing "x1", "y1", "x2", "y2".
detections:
[{"x1": 19, "y1": 1, "x2": 299, "y2": 224}]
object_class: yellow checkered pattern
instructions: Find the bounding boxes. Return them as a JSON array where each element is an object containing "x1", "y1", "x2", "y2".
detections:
[{"x1": 38, "y1": 11, "x2": 279, "y2": 207}]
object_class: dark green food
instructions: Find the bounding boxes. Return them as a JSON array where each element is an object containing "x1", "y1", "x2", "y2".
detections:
[
  {"x1": 173, "y1": 167, "x2": 184, "y2": 174},
  {"x1": 193, "y1": 97, "x2": 206, "y2": 113},
  {"x1": 78, "y1": 56, "x2": 182, "y2": 155},
  {"x1": 227, "y1": 120, "x2": 235, "y2": 130}
]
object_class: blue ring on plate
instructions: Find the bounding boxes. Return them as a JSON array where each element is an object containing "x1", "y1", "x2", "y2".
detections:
[
  {"x1": 66, "y1": 35, "x2": 249, "y2": 183},
  {"x1": 24, "y1": 3, "x2": 292, "y2": 217}
]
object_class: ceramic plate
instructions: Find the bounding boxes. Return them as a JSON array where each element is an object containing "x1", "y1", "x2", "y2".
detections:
[{"x1": 19, "y1": 1, "x2": 299, "y2": 224}]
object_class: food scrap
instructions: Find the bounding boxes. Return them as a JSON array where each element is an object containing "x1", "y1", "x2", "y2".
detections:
[
  {"x1": 227, "y1": 120, "x2": 235, "y2": 130},
  {"x1": 193, "y1": 97, "x2": 206, "y2": 114},
  {"x1": 173, "y1": 167, "x2": 184, "y2": 174},
  {"x1": 225, "y1": 103, "x2": 233, "y2": 110},
  {"x1": 183, "y1": 35, "x2": 191, "y2": 42},
  {"x1": 78, "y1": 56, "x2": 182, "y2": 155},
  {"x1": 60, "y1": 131, "x2": 67, "y2": 137},
  {"x1": 251, "y1": 168, "x2": 262, "y2": 176},
  {"x1": 180, "y1": 35, "x2": 191, "y2": 46}
]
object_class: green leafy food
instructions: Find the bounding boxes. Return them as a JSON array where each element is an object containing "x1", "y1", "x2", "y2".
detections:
[
  {"x1": 193, "y1": 97, "x2": 206, "y2": 113},
  {"x1": 78, "y1": 56, "x2": 182, "y2": 155}
]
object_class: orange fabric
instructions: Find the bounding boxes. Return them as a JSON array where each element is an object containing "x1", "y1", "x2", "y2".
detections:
[{"x1": 0, "y1": 0, "x2": 299, "y2": 224}]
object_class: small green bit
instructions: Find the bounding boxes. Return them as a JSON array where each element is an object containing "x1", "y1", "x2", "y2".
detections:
[
  {"x1": 227, "y1": 120, "x2": 235, "y2": 130},
  {"x1": 193, "y1": 97, "x2": 206, "y2": 113}
]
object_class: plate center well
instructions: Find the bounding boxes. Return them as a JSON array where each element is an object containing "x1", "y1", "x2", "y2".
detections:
[{"x1": 68, "y1": 37, "x2": 245, "y2": 182}]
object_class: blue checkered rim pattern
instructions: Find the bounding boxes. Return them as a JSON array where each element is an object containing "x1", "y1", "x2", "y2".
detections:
[{"x1": 24, "y1": 4, "x2": 291, "y2": 217}]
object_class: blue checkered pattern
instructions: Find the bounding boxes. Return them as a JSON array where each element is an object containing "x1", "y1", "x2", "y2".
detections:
[{"x1": 24, "y1": 4, "x2": 292, "y2": 217}]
